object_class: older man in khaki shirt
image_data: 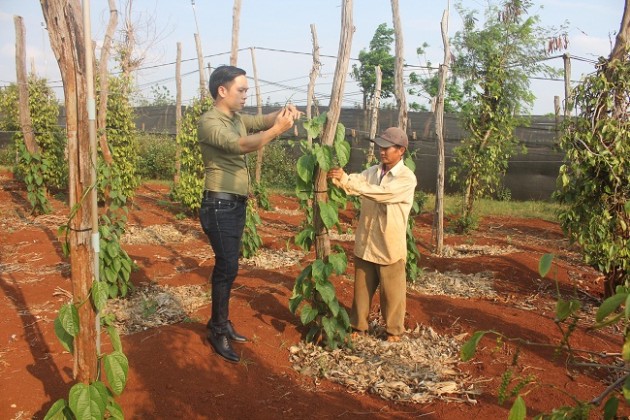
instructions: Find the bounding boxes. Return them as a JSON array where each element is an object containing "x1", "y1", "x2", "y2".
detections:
[{"x1": 329, "y1": 127, "x2": 417, "y2": 340}]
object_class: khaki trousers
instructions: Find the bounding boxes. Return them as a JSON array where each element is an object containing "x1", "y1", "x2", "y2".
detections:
[{"x1": 350, "y1": 257, "x2": 406, "y2": 336}]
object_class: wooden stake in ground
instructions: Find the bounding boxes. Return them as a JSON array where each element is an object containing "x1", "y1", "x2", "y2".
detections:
[
  {"x1": 251, "y1": 47, "x2": 265, "y2": 183},
  {"x1": 366, "y1": 65, "x2": 382, "y2": 164},
  {"x1": 194, "y1": 33, "x2": 207, "y2": 98},
  {"x1": 433, "y1": 7, "x2": 451, "y2": 256},
  {"x1": 306, "y1": 24, "x2": 321, "y2": 146},
  {"x1": 391, "y1": 0, "x2": 408, "y2": 131},
  {"x1": 230, "y1": 0, "x2": 242, "y2": 66},
  {"x1": 41, "y1": 0, "x2": 97, "y2": 383},
  {"x1": 174, "y1": 42, "x2": 182, "y2": 185},
  {"x1": 14, "y1": 16, "x2": 39, "y2": 155},
  {"x1": 313, "y1": 0, "x2": 354, "y2": 258},
  {"x1": 96, "y1": 0, "x2": 118, "y2": 166}
]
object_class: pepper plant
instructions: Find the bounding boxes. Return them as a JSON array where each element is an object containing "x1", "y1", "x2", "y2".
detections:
[{"x1": 289, "y1": 114, "x2": 352, "y2": 350}]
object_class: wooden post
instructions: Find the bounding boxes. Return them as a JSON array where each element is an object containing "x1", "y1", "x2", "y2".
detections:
[
  {"x1": 174, "y1": 42, "x2": 182, "y2": 185},
  {"x1": 366, "y1": 65, "x2": 382, "y2": 164},
  {"x1": 433, "y1": 6, "x2": 450, "y2": 256},
  {"x1": 14, "y1": 16, "x2": 39, "y2": 155},
  {"x1": 313, "y1": 0, "x2": 354, "y2": 259},
  {"x1": 195, "y1": 33, "x2": 207, "y2": 98},
  {"x1": 563, "y1": 53, "x2": 571, "y2": 117},
  {"x1": 306, "y1": 24, "x2": 321, "y2": 146},
  {"x1": 251, "y1": 47, "x2": 265, "y2": 183},
  {"x1": 391, "y1": 0, "x2": 407, "y2": 132},
  {"x1": 96, "y1": 0, "x2": 117, "y2": 166},
  {"x1": 41, "y1": 0, "x2": 97, "y2": 383},
  {"x1": 230, "y1": 0, "x2": 242, "y2": 66}
]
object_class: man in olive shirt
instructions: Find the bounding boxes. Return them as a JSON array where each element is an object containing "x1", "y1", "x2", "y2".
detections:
[
  {"x1": 198, "y1": 65, "x2": 300, "y2": 363},
  {"x1": 328, "y1": 127, "x2": 417, "y2": 341}
]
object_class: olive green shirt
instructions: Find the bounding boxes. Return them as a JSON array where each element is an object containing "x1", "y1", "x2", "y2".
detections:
[
  {"x1": 198, "y1": 107, "x2": 269, "y2": 196},
  {"x1": 335, "y1": 159, "x2": 417, "y2": 265}
]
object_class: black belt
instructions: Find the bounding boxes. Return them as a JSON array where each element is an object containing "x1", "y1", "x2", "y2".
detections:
[{"x1": 203, "y1": 190, "x2": 248, "y2": 203}]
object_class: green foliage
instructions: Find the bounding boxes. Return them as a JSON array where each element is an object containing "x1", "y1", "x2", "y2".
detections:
[
  {"x1": 461, "y1": 255, "x2": 629, "y2": 417},
  {"x1": 351, "y1": 23, "x2": 396, "y2": 108},
  {"x1": 554, "y1": 57, "x2": 630, "y2": 295},
  {"x1": 449, "y1": 0, "x2": 561, "y2": 222},
  {"x1": 136, "y1": 133, "x2": 177, "y2": 180},
  {"x1": 0, "y1": 75, "x2": 67, "y2": 190},
  {"x1": 16, "y1": 140, "x2": 51, "y2": 215},
  {"x1": 98, "y1": 214, "x2": 134, "y2": 299},
  {"x1": 407, "y1": 46, "x2": 465, "y2": 112},
  {"x1": 0, "y1": 142, "x2": 15, "y2": 166},
  {"x1": 252, "y1": 181, "x2": 271, "y2": 210},
  {"x1": 247, "y1": 142, "x2": 299, "y2": 191},
  {"x1": 0, "y1": 75, "x2": 67, "y2": 214},
  {"x1": 100, "y1": 74, "x2": 139, "y2": 202},
  {"x1": 48, "y1": 285, "x2": 129, "y2": 420},
  {"x1": 46, "y1": 351, "x2": 128, "y2": 419},
  {"x1": 171, "y1": 96, "x2": 213, "y2": 212},
  {"x1": 242, "y1": 200, "x2": 263, "y2": 258},
  {"x1": 291, "y1": 113, "x2": 352, "y2": 349}
]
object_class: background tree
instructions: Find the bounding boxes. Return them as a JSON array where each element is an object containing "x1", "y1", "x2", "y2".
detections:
[
  {"x1": 448, "y1": 0, "x2": 562, "y2": 228},
  {"x1": 407, "y1": 43, "x2": 464, "y2": 112},
  {"x1": 554, "y1": 1, "x2": 630, "y2": 297},
  {"x1": 351, "y1": 23, "x2": 395, "y2": 110}
]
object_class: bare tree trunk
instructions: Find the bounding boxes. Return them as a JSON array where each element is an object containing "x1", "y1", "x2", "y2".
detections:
[
  {"x1": 14, "y1": 16, "x2": 39, "y2": 155},
  {"x1": 314, "y1": 0, "x2": 354, "y2": 259},
  {"x1": 306, "y1": 24, "x2": 321, "y2": 146},
  {"x1": 610, "y1": 0, "x2": 630, "y2": 62},
  {"x1": 390, "y1": 0, "x2": 407, "y2": 132},
  {"x1": 97, "y1": 0, "x2": 118, "y2": 166},
  {"x1": 433, "y1": 7, "x2": 450, "y2": 256},
  {"x1": 608, "y1": 0, "x2": 630, "y2": 120},
  {"x1": 230, "y1": 0, "x2": 242, "y2": 66},
  {"x1": 366, "y1": 65, "x2": 382, "y2": 164},
  {"x1": 250, "y1": 47, "x2": 265, "y2": 183},
  {"x1": 174, "y1": 42, "x2": 182, "y2": 184},
  {"x1": 195, "y1": 33, "x2": 207, "y2": 98},
  {"x1": 40, "y1": 0, "x2": 97, "y2": 383}
]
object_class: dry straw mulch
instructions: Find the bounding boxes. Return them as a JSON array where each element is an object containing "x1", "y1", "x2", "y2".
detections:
[
  {"x1": 411, "y1": 270, "x2": 497, "y2": 299},
  {"x1": 290, "y1": 325, "x2": 479, "y2": 404},
  {"x1": 103, "y1": 283, "x2": 208, "y2": 335}
]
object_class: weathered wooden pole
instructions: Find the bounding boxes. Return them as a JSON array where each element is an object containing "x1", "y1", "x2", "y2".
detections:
[
  {"x1": 306, "y1": 23, "x2": 321, "y2": 146},
  {"x1": 96, "y1": 0, "x2": 117, "y2": 165},
  {"x1": 194, "y1": 33, "x2": 207, "y2": 98},
  {"x1": 41, "y1": 0, "x2": 97, "y2": 383},
  {"x1": 433, "y1": 6, "x2": 450, "y2": 256},
  {"x1": 366, "y1": 65, "x2": 382, "y2": 164},
  {"x1": 14, "y1": 16, "x2": 39, "y2": 155},
  {"x1": 563, "y1": 53, "x2": 571, "y2": 117},
  {"x1": 230, "y1": 0, "x2": 242, "y2": 66},
  {"x1": 391, "y1": 0, "x2": 408, "y2": 132},
  {"x1": 251, "y1": 47, "x2": 265, "y2": 183},
  {"x1": 174, "y1": 42, "x2": 182, "y2": 185},
  {"x1": 313, "y1": 0, "x2": 354, "y2": 258}
]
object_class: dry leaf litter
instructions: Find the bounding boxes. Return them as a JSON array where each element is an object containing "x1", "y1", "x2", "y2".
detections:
[
  {"x1": 121, "y1": 224, "x2": 199, "y2": 245},
  {"x1": 411, "y1": 270, "x2": 497, "y2": 299},
  {"x1": 103, "y1": 283, "x2": 208, "y2": 335},
  {"x1": 440, "y1": 244, "x2": 517, "y2": 258},
  {"x1": 290, "y1": 324, "x2": 479, "y2": 404}
]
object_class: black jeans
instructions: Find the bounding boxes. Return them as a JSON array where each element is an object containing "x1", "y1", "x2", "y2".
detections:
[{"x1": 199, "y1": 197, "x2": 246, "y2": 335}]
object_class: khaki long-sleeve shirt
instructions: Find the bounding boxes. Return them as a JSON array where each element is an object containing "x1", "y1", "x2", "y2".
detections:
[
  {"x1": 198, "y1": 108, "x2": 269, "y2": 196},
  {"x1": 335, "y1": 159, "x2": 417, "y2": 265}
]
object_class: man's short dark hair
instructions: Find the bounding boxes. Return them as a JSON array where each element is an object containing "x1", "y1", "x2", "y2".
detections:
[{"x1": 209, "y1": 65, "x2": 247, "y2": 99}]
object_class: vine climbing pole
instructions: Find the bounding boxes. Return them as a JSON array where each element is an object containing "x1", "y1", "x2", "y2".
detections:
[
  {"x1": 313, "y1": 0, "x2": 354, "y2": 259},
  {"x1": 41, "y1": 0, "x2": 97, "y2": 382}
]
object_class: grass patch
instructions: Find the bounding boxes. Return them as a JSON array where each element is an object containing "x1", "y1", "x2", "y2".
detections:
[{"x1": 423, "y1": 193, "x2": 561, "y2": 222}]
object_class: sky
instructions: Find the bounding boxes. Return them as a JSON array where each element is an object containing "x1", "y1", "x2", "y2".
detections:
[{"x1": 0, "y1": 0, "x2": 625, "y2": 115}]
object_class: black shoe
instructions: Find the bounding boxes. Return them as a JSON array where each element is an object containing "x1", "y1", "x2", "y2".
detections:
[
  {"x1": 207, "y1": 330, "x2": 239, "y2": 363},
  {"x1": 226, "y1": 320, "x2": 248, "y2": 343},
  {"x1": 207, "y1": 319, "x2": 248, "y2": 343}
]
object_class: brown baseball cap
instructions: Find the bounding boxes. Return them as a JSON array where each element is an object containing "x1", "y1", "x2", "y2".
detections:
[{"x1": 373, "y1": 127, "x2": 408, "y2": 148}]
